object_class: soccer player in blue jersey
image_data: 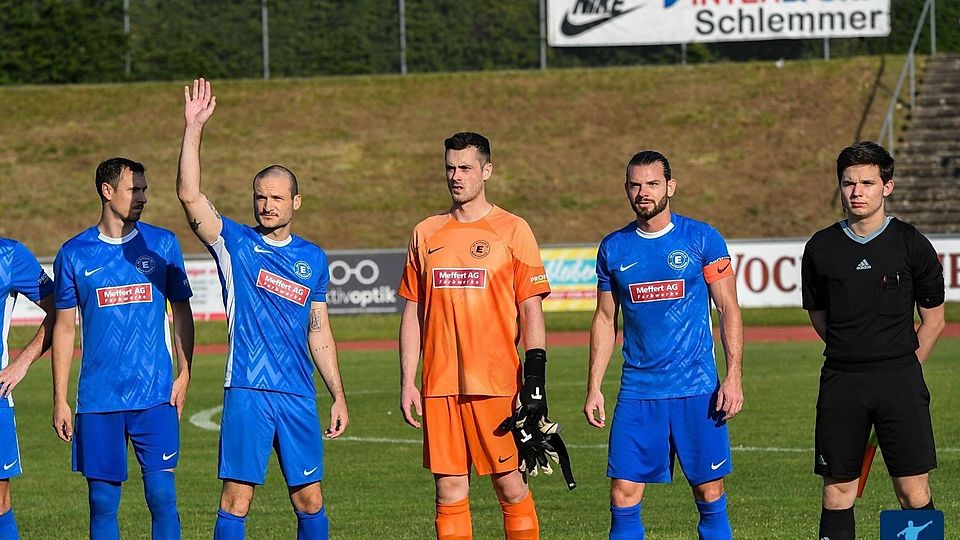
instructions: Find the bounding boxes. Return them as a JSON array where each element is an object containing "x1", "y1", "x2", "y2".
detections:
[
  {"x1": 0, "y1": 239, "x2": 55, "y2": 540},
  {"x1": 51, "y1": 157, "x2": 195, "y2": 540},
  {"x1": 584, "y1": 150, "x2": 744, "y2": 540},
  {"x1": 176, "y1": 79, "x2": 348, "y2": 540}
]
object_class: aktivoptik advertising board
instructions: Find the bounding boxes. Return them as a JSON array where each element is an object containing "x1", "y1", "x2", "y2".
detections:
[
  {"x1": 11, "y1": 235, "x2": 960, "y2": 323},
  {"x1": 548, "y1": 0, "x2": 891, "y2": 47}
]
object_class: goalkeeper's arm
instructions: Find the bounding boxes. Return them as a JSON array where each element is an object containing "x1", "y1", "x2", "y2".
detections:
[{"x1": 518, "y1": 296, "x2": 548, "y2": 421}]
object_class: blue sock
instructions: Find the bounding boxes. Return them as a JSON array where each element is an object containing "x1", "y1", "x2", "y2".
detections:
[
  {"x1": 0, "y1": 509, "x2": 19, "y2": 540},
  {"x1": 88, "y1": 479, "x2": 122, "y2": 540},
  {"x1": 696, "y1": 493, "x2": 733, "y2": 540},
  {"x1": 214, "y1": 509, "x2": 247, "y2": 540},
  {"x1": 295, "y1": 506, "x2": 329, "y2": 540},
  {"x1": 143, "y1": 471, "x2": 180, "y2": 540},
  {"x1": 610, "y1": 503, "x2": 644, "y2": 540}
]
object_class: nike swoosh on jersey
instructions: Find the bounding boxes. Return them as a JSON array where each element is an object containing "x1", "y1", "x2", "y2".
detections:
[
  {"x1": 2, "y1": 460, "x2": 18, "y2": 471},
  {"x1": 84, "y1": 267, "x2": 104, "y2": 277},
  {"x1": 710, "y1": 459, "x2": 728, "y2": 470},
  {"x1": 253, "y1": 245, "x2": 273, "y2": 254},
  {"x1": 303, "y1": 466, "x2": 319, "y2": 476},
  {"x1": 619, "y1": 262, "x2": 638, "y2": 271},
  {"x1": 427, "y1": 246, "x2": 445, "y2": 254},
  {"x1": 162, "y1": 451, "x2": 178, "y2": 461},
  {"x1": 560, "y1": 5, "x2": 642, "y2": 37}
]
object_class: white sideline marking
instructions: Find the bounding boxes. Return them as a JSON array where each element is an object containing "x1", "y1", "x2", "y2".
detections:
[
  {"x1": 186, "y1": 411, "x2": 960, "y2": 454},
  {"x1": 189, "y1": 405, "x2": 222, "y2": 431}
]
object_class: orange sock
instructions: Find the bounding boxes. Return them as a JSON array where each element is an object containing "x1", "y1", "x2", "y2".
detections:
[
  {"x1": 436, "y1": 497, "x2": 472, "y2": 540},
  {"x1": 499, "y1": 491, "x2": 540, "y2": 540}
]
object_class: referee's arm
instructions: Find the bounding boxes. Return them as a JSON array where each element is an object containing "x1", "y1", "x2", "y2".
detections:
[
  {"x1": 916, "y1": 303, "x2": 945, "y2": 364},
  {"x1": 807, "y1": 310, "x2": 827, "y2": 342}
]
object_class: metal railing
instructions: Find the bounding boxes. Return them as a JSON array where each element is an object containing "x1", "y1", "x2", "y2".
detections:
[{"x1": 877, "y1": 0, "x2": 938, "y2": 156}]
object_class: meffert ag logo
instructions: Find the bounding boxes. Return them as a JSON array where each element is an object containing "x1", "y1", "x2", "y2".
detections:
[{"x1": 560, "y1": 0, "x2": 645, "y2": 37}]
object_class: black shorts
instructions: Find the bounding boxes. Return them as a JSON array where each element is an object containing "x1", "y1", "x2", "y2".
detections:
[{"x1": 814, "y1": 362, "x2": 937, "y2": 479}]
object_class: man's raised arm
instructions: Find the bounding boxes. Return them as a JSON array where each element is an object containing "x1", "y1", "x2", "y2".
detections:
[{"x1": 177, "y1": 78, "x2": 222, "y2": 245}]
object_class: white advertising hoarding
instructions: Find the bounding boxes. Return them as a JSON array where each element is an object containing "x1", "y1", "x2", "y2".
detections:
[
  {"x1": 10, "y1": 235, "x2": 960, "y2": 324},
  {"x1": 548, "y1": 0, "x2": 891, "y2": 47}
]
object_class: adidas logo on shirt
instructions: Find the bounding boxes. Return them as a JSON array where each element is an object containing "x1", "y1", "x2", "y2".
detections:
[{"x1": 855, "y1": 259, "x2": 872, "y2": 271}]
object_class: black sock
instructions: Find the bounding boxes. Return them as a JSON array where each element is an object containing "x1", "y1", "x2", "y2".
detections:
[{"x1": 818, "y1": 506, "x2": 855, "y2": 540}]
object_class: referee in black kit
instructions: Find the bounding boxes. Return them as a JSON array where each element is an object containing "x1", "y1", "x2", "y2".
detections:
[{"x1": 801, "y1": 141, "x2": 945, "y2": 540}]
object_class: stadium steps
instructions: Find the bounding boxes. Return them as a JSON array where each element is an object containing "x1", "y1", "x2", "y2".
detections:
[{"x1": 887, "y1": 53, "x2": 960, "y2": 234}]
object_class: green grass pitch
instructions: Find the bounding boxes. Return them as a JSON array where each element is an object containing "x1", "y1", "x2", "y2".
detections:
[{"x1": 7, "y1": 339, "x2": 959, "y2": 539}]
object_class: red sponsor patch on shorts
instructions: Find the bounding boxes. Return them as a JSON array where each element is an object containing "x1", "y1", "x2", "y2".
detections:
[
  {"x1": 96, "y1": 283, "x2": 153, "y2": 307},
  {"x1": 628, "y1": 279, "x2": 684, "y2": 303},
  {"x1": 257, "y1": 269, "x2": 311, "y2": 306},
  {"x1": 432, "y1": 268, "x2": 487, "y2": 289}
]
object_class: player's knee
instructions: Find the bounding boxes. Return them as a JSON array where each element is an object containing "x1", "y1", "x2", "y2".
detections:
[
  {"x1": 290, "y1": 489, "x2": 324, "y2": 515},
  {"x1": 0, "y1": 482, "x2": 10, "y2": 514},
  {"x1": 492, "y1": 472, "x2": 529, "y2": 505},
  {"x1": 219, "y1": 492, "x2": 252, "y2": 517},
  {"x1": 143, "y1": 471, "x2": 178, "y2": 512},
  {"x1": 610, "y1": 480, "x2": 644, "y2": 507},
  {"x1": 897, "y1": 489, "x2": 932, "y2": 510},
  {"x1": 435, "y1": 475, "x2": 470, "y2": 504},
  {"x1": 88, "y1": 480, "x2": 122, "y2": 516},
  {"x1": 692, "y1": 479, "x2": 725, "y2": 502},
  {"x1": 822, "y1": 478, "x2": 858, "y2": 510}
]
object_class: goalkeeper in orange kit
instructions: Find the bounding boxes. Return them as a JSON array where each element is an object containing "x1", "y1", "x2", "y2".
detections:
[{"x1": 397, "y1": 132, "x2": 572, "y2": 540}]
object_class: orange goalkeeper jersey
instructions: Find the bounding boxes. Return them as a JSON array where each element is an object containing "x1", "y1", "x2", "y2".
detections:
[{"x1": 398, "y1": 206, "x2": 551, "y2": 397}]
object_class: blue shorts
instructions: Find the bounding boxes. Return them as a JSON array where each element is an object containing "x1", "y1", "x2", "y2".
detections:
[
  {"x1": 72, "y1": 403, "x2": 180, "y2": 482},
  {"x1": 219, "y1": 388, "x2": 324, "y2": 487},
  {"x1": 608, "y1": 392, "x2": 732, "y2": 486},
  {"x1": 0, "y1": 408, "x2": 22, "y2": 479}
]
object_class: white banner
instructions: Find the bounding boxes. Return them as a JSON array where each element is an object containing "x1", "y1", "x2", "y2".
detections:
[
  {"x1": 547, "y1": 0, "x2": 890, "y2": 47},
  {"x1": 9, "y1": 235, "x2": 960, "y2": 324}
]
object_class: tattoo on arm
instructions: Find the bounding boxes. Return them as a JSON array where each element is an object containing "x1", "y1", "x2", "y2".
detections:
[
  {"x1": 189, "y1": 219, "x2": 201, "y2": 231},
  {"x1": 309, "y1": 309, "x2": 323, "y2": 332}
]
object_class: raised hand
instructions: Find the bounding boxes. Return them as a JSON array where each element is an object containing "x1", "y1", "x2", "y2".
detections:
[{"x1": 183, "y1": 78, "x2": 217, "y2": 127}]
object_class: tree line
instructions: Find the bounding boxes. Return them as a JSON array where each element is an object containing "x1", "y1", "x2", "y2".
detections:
[{"x1": 0, "y1": 0, "x2": 956, "y2": 85}]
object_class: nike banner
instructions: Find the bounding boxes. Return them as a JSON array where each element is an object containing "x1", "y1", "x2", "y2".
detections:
[{"x1": 548, "y1": 0, "x2": 890, "y2": 47}]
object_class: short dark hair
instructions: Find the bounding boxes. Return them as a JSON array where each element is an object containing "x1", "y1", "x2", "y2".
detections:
[
  {"x1": 625, "y1": 150, "x2": 671, "y2": 181},
  {"x1": 444, "y1": 132, "x2": 491, "y2": 166},
  {"x1": 836, "y1": 141, "x2": 894, "y2": 184},
  {"x1": 95, "y1": 157, "x2": 145, "y2": 202},
  {"x1": 253, "y1": 164, "x2": 299, "y2": 196}
]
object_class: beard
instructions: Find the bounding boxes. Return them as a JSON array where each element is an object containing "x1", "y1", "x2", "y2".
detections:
[{"x1": 633, "y1": 193, "x2": 669, "y2": 220}]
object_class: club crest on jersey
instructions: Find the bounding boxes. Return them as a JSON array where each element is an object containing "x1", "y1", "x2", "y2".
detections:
[
  {"x1": 257, "y1": 269, "x2": 311, "y2": 306},
  {"x1": 667, "y1": 250, "x2": 689, "y2": 271},
  {"x1": 433, "y1": 268, "x2": 487, "y2": 289},
  {"x1": 293, "y1": 260, "x2": 312, "y2": 279},
  {"x1": 628, "y1": 279, "x2": 684, "y2": 303},
  {"x1": 135, "y1": 255, "x2": 156, "y2": 275},
  {"x1": 97, "y1": 283, "x2": 153, "y2": 307},
  {"x1": 470, "y1": 240, "x2": 491, "y2": 259}
]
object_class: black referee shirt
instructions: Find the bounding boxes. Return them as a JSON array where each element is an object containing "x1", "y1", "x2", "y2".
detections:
[{"x1": 801, "y1": 217, "x2": 944, "y2": 370}]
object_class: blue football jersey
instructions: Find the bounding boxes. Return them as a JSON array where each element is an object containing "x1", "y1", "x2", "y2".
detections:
[
  {"x1": 1, "y1": 238, "x2": 54, "y2": 408},
  {"x1": 54, "y1": 224, "x2": 192, "y2": 413},
  {"x1": 597, "y1": 214, "x2": 731, "y2": 399},
  {"x1": 206, "y1": 217, "x2": 329, "y2": 397}
]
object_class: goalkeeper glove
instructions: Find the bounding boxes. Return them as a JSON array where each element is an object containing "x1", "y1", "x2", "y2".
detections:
[
  {"x1": 518, "y1": 348, "x2": 548, "y2": 424},
  {"x1": 499, "y1": 414, "x2": 577, "y2": 490}
]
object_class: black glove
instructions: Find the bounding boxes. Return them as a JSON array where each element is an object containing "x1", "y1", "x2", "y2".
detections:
[
  {"x1": 498, "y1": 415, "x2": 577, "y2": 490},
  {"x1": 518, "y1": 348, "x2": 548, "y2": 425}
]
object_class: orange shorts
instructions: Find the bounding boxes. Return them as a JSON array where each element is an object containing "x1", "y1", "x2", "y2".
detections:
[{"x1": 423, "y1": 395, "x2": 518, "y2": 476}]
